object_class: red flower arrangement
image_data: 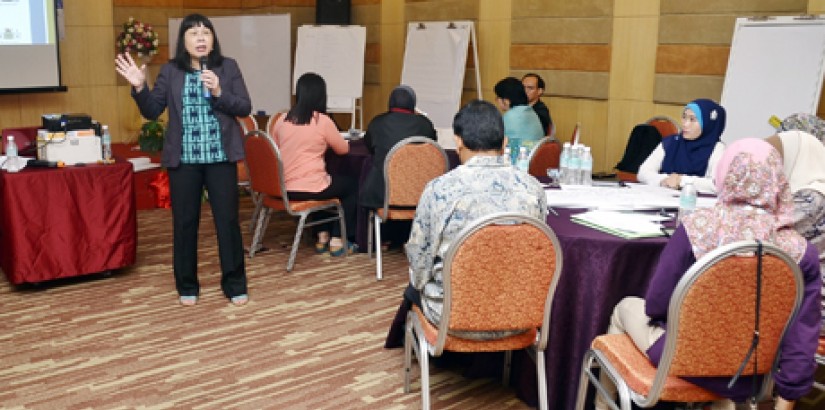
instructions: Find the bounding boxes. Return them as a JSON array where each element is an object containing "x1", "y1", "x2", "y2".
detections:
[{"x1": 116, "y1": 17, "x2": 159, "y2": 58}]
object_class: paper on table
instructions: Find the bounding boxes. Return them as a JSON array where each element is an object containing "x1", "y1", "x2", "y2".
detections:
[
  {"x1": 128, "y1": 157, "x2": 161, "y2": 172},
  {"x1": 545, "y1": 183, "x2": 716, "y2": 211},
  {"x1": 571, "y1": 210, "x2": 666, "y2": 239}
]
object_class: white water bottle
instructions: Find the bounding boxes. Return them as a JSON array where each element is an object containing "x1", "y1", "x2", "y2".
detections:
[
  {"x1": 503, "y1": 146, "x2": 512, "y2": 165},
  {"x1": 102, "y1": 125, "x2": 112, "y2": 162},
  {"x1": 677, "y1": 182, "x2": 697, "y2": 227},
  {"x1": 559, "y1": 142, "x2": 571, "y2": 184},
  {"x1": 516, "y1": 146, "x2": 530, "y2": 172},
  {"x1": 4, "y1": 136, "x2": 21, "y2": 173},
  {"x1": 580, "y1": 146, "x2": 593, "y2": 186}
]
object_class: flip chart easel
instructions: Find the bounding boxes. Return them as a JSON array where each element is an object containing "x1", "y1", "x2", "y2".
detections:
[
  {"x1": 293, "y1": 25, "x2": 366, "y2": 130},
  {"x1": 720, "y1": 15, "x2": 825, "y2": 143},
  {"x1": 401, "y1": 21, "x2": 481, "y2": 129}
]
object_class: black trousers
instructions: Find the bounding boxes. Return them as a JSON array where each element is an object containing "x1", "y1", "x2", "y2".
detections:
[
  {"x1": 168, "y1": 162, "x2": 247, "y2": 299},
  {"x1": 287, "y1": 174, "x2": 357, "y2": 242}
]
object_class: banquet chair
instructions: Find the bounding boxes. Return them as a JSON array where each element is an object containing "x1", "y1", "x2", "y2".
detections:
[
  {"x1": 646, "y1": 115, "x2": 680, "y2": 138},
  {"x1": 528, "y1": 136, "x2": 562, "y2": 178},
  {"x1": 575, "y1": 240, "x2": 805, "y2": 410},
  {"x1": 265, "y1": 112, "x2": 284, "y2": 137},
  {"x1": 236, "y1": 116, "x2": 260, "y2": 231},
  {"x1": 403, "y1": 212, "x2": 563, "y2": 410},
  {"x1": 615, "y1": 124, "x2": 662, "y2": 183},
  {"x1": 368, "y1": 136, "x2": 448, "y2": 280},
  {"x1": 244, "y1": 130, "x2": 347, "y2": 272},
  {"x1": 813, "y1": 337, "x2": 825, "y2": 392}
]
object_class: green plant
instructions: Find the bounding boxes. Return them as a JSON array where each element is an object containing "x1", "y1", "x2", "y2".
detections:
[{"x1": 138, "y1": 120, "x2": 165, "y2": 153}]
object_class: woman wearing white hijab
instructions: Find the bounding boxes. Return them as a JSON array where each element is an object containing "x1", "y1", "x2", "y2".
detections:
[{"x1": 766, "y1": 130, "x2": 825, "y2": 336}]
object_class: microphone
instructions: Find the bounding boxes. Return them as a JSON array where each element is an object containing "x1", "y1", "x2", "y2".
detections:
[
  {"x1": 27, "y1": 159, "x2": 64, "y2": 168},
  {"x1": 199, "y1": 57, "x2": 210, "y2": 98}
]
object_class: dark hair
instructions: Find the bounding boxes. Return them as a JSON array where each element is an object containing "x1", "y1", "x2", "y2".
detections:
[
  {"x1": 494, "y1": 77, "x2": 529, "y2": 107},
  {"x1": 452, "y1": 100, "x2": 504, "y2": 151},
  {"x1": 522, "y1": 73, "x2": 545, "y2": 90},
  {"x1": 172, "y1": 14, "x2": 224, "y2": 72},
  {"x1": 286, "y1": 73, "x2": 328, "y2": 125}
]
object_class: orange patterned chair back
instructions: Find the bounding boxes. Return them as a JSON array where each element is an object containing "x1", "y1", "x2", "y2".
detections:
[
  {"x1": 647, "y1": 115, "x2": 680, "y2": 138},
  {"x1": 382, "y1": 137, "x2": 449, "y2": 211},
  {"x1": 265, "y1": 112, "x2": 285, "y2": 139},
  {"x1": 244, "y1": 130, "x2": 285, "y2": 200},
  {"x1": 424, "y1": 213, "x2": 563, "y2": 355},
  {"x1": 665, "y1": 246, "x2": 800, "y2": 378},
  {"x1": 528, "y1": 137, "x2": 561, "y2": 177},
  {"x1": 236, "y1": 116, "x2": 259, "y2": 184}
]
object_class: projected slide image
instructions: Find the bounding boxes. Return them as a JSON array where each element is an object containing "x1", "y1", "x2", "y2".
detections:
[{"x1": 0, "y1": 0, "x2": 52, "y2": 45}]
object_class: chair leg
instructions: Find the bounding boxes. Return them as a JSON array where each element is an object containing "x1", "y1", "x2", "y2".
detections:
[
  {"x1": 249, "y1": 192, "x2": 262, "y2": 234},
  {"x1": 337, "y1": 204, "x2": 348, "y2": 259},
  {"x1": 249, "y1": 208, "x2": 271, "y2": 258},
  {"x1": 404, "y1": 312, "x2": 414, "y2": 393},
  {"x1": 287, "y1": 214, "x2": 307, "y2": 272},
  {"x1": 375, "y1": 214, "x2": 383, "y2": 280},
  {"x1": 367, "y1": 210, "x2": 374, "y2": 259},
  {"x1": 536, "y1": 349, "x2": 549, "y2": 410},
  {"x1": 417, "y1": 330, "x2": 431, "y2": 410}
]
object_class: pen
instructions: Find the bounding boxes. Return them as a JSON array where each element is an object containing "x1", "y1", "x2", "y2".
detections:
[{"x1": 548, "y1": 206, "x2": 559, "y2": 217}]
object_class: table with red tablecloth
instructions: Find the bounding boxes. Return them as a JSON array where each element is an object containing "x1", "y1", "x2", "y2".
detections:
[
  {"x1": 0, "y1": 161, "x2": 137, "y2": 285},
  {"x1": 385, "y1": 206, "x2": 668, "y2": 409}
]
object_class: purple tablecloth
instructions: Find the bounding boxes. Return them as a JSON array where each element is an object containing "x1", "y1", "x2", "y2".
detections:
[{"x1": 385, "y1": 206, "x2": 669, "y2": 409}]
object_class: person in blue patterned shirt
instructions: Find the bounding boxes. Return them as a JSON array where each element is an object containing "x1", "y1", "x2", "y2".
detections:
[{"x1": 402, "y1": 99, "x2": 548, "y2": 340}]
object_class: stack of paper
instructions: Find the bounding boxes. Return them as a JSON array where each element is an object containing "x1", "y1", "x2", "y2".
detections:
[
  {"x1": 571, "y1": 210, "x2": 667, "y2": 239},
  {"x1": 127, "y1": 157, "x2": 161, "y2": 172}
]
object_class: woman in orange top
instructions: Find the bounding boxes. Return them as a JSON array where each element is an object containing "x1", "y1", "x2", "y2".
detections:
[{"x1": 271, "y1": 73, "x2": 357, "y2": 255}]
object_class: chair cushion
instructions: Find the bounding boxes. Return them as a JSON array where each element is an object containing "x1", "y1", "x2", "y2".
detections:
[
  {"x1": 262, "y1": 195, "x2": 339, "y2": 212},
  {"x1": 412, "y1": 305, "x2": 537, "y2": 353},
  {"x1": 592, "y1": 334, "x2": 722, "y2": 403}
]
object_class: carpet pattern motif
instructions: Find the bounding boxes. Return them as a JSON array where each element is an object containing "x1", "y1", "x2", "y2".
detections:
[{"x1": 0, "y1": 201, "x2": 530, "y2": 410}]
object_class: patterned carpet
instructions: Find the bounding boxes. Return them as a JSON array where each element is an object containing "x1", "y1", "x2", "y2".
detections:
[{"x1": 0, "y1": 199, "x2": 531, "y2": 410}]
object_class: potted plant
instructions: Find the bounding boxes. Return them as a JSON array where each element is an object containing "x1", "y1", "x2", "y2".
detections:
[{"x1": 138, "y1": 120, "x2": 165, "y2": 153}]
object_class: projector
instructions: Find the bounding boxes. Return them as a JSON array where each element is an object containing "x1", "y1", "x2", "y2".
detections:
[{"x1": 42, "y1": 113, "x2": 93, "y2": 132}]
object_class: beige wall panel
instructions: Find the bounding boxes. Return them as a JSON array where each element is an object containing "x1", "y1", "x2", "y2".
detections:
[
  {"x1": 60, "y1": 27, "x2": 117, "y2": 87},
  {"x1": 354, "y1": 4, "x2": 381, "y2": 25},
  {"x1": 362, "y1": 84, "x2": 384, "y2": 127},
  {"x1": 609, "y1": 15, "x2": 658, "y2": 101},
  {"x1": 512, "y1": 0, "x2": 612, "y2": 18},
  {"x1": 510, "y1": 44, "x2": 611, "y2": 71},
  {"x1": 511, "y1": 69, "x2": 609, "y2": 100},
  {"x1": 811, "y1": 0, "x2": 825, "y2": 13},
  {"x1": 653, "y1": 74, "x2": 724, "y2": 105},
  {"x1": 478, "y1": 21, "x2": 511, "y2": 91},
  {"x1": 64, "y1": 0, "x2": 113, "y2": 26},
  {"x1": 656, "y1": 45, "x2": 729, "y2": 76},
  {"x1": 364, "y1": 64, "x2": 380, "y2": 85},
  {"x1": 18, "y1": 93, "x2": 72, "y2": 125},
  {"x1": 659, "y1": 15, "x2": 738, "y2": 45},
  {"x1": 614, "y1": 0, "x2": 660, "y2": 17},
  {"x1": 605, "y1": 100, "x2": 659, "y2": 171},
  {"x1": 654, "y1": 103, "x2": 689, "y2": 124},
  {"x1": 117, "y1": 85, "x2": 154, "y2": 143},
  {"x1": 661, "y1": 0, "x2": 806, "y2": 14},
  {"x1": 547, "y1": 97, "x2": 608, "y2": 170},
  {"x1": 0, "y1": 95, "x2": 23, "y2": 128},
  {"x1": 115, "y1": 0, "x2": 183, "y2": 6},
  {"x1": 405, "y1": 0, "x2": 479, "y2": 21},
  {"x1": 113, "y1": 8, "x2": 180, "y2": 31},
  {"x1": 511, "y1": 18, "x2": 612, "y2": 44}
]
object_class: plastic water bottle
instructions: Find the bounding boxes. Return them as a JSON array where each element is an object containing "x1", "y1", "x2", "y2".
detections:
[
  {"x1": 559, "y1": 142, "x2": 571, "y2": 184},
  {"x1": 677, "y1": 182, "x2": 697, "y2": 227},
  {"x1": 503, "y1": 146, "x2": 512, "y2": 165},
  {"x1": 569, "y1": 144, "x2": 582, "y2": 185},
  {"x1": 4, "y1": 136, "x2": 21, "y2": 173},
  {"x1": 102, "y1": 125, "x2": 112, "y2": 163},
  {"x1": 580, "y1": 146, "x2": 593, "y2": 186},
  {"x1": 516, "y1": 146, "x2": 530, "y2": 172}
]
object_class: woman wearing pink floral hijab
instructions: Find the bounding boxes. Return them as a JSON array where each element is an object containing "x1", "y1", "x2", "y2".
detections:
[{"x1": 597, "y1": 139, "x2": 821, "y2": 410}]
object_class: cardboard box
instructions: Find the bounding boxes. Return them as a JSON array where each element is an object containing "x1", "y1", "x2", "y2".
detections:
[{"x1": 37, "y1": 130, "x2": 102, "y2": 165}]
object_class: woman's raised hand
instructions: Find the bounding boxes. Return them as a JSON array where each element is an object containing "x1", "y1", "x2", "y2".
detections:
[{"x1": 115, "y1": 53, "x2": 146, "y2": 91}]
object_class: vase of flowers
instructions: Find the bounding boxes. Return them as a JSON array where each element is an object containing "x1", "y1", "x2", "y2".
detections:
[{"x1": 116, "y1": 17, "x2": 159, "y2": 64}]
